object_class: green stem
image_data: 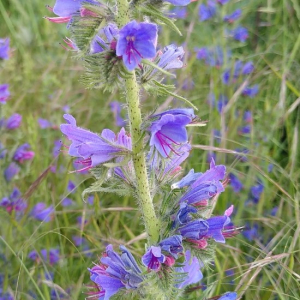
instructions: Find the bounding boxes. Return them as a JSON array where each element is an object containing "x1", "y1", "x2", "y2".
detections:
[{"x1": 116, "y1": 0, "x2": 160, "y2": 244}]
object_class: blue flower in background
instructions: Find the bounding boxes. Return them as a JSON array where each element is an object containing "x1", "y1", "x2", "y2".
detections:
[
  {"x1": 224, "y1": 9, "x2": 242, "y2": 23},
  {"x1": 0, "y1": 38, "x2": 9, "y2": 60},
  {"x1": 0, "y1": 84, "x2": 10, "y2": 104},
  {"x1": 199, "y1": 0, "x2": 217, "y2": 21},
  {"x1": 231, "y1": 26, "x2": 249, "y2": 42}
]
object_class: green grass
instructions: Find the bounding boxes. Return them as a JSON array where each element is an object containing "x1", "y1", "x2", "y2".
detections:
[{"x1": 0, "y1": 0, "x2": 299, "y2": 299}]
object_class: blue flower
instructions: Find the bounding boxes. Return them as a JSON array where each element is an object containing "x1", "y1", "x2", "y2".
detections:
[
  {"x1": 4, "y1": 162, "x2": 20, "y2": 182},
  {"x1": 156, "y1": 44, "x2": 185, "y2": 72},
  {"x1": 217, "y1": 95, "x2": 228, "y2": 113},
  {"x1": 149, "y1": 112, "x2": 192, "y2": 158},
  {"x1": 165, "y1": 0, "x2": 191, "y2": 6},
  {"x1": 171, "y1": 169, "x2": 202, "y2": 189},
  {"x1": 142, "y1": 246, "x2": 165, "y2": 271},
  {"x1": 110, "y1": 101, "x2": 126, "y2": 127},
  {"x1": 0, "y1": 84, "x2": 10, "y2": 104},
  {"x1": 250, "y1": 180, "x2": 264, "y2": 203},
  {"x1": 199, "y1": 1, "x2": 217, "y2": 21},
  {"x1": 178, "y1": 219, "x2": 209, "y2": 239},
  {"x1": 13, "y1": 143, "x2": 35, "y2": 163},
  {"x1": 169, "y1": 7, "x2": 187, "y2": 19},
  {"x1": 231, "y1": 26, "x2": 249, "y2": 42},
  {"x1": 158, "y1": 235, "x2": 183, "y2": 259},
  {"x1": 229, "y1": 173, "x2": 243, "y2": 193},
  {"x1": 0, "y1": 38, "x2": 9, "y2": 60},
  {"x1": 219, "y1": 292, "x2": 238, "y2": 300},
  {"x1": 60, "y1": 114, "x2": 131, "y2": 170},
  {"x1": 175, "y1": 250, "x2": 203, "y2": 288},
  {"x1": 5, "y1": 113, "x2": 22, "y2": 130},
  {"x1": 30, "y1": 203, "x2": 54, "y2": 222},
  {"x1": 89, "y1": 245, "x2": 143, "y2": 300},
  {"x1": 243, "y1": 84, "x2": 259, "y2": 98},
  {"x1": 116, "y1": 21, "x2": 157, "y2": 71},
  {"x1": 242, "y1": 61, "x2": 254, "y2": 75},
  {"x1": 174, "y1": 202, "x2": 198, "y2": 226},
  {"x1": 224, "y1": 9, "x2": 242, "y2": 23}
]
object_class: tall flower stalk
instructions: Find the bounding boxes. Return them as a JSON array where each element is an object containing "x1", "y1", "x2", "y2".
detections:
[{"x1": 48, "y1": 0, "x2": 241, "y2": 298}]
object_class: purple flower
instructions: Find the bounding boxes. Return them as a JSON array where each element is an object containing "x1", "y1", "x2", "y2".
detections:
[
  {"x1": 229, "y1": 173, "x2": 243, "y2": 193},
  {"x1": 196, "y1": 46, "x2": 228, "y2": 67},
  {"x1": 199, "y1": 1, "x2": 217, "y2": 21},
  {"x1": 30, "y1": 203, "x2": 54, "y2": 222},
  {"x1": 165, "y1": 0, "x2": 190, "y2": 6},
  {"x1": 243, "y1": 111, "x2": 252, "y2": 122},
  {"x1": 0, "y1": 38, "x2": 9, "y2": 60},
  {"x1": 38, "y1": 118, "x2": 53, "y2": 129},
  {"x1": 5, "y1": 113, "x2": 22, "y2": 130},
  {"x1": 231, "y1": 26, "x2": 249, "y2": 42},
  {"x1": 28, "y1": 250, "x2": 39, "y2": 261},
  {"x1": 116, "y1": 21, "x2": 157, "y2": 71},
  {"x1": 52, "y1": 140, "x2": 62, "y2": 157},
  {"x1": 13, "y1": 143, "x2": 35, "y2": 163},
  {"x1": 0, "y1": 84, "x2": 10, "y2": 104},
  {"x1": 4, "y1": 162, "x2": 20, "y2": 182},
  {"x1": 110, "y1": 101, "x2": 126, "y2": 127},
  {"x1": 268, "y1": 164, "x2": 274, "y2": 173},
  {"x1": 149, "y1": 112, "x2": 191, "y2": 158},
  {"x1": 89, "y1": 245, "x2": 143, "y2": 299},
  {"x1": 175, "y1": 250, "x2": 203, "y2": 288},
  {"x1": 67, "y1": 180, "x2": 76, "y2": 193},
  {"x1": 243, "y1": 84, "x2": 259, "y2": 98},
  {"x1": 250, "y1": 181, "x2": 264, "y2": 203},
  {"x1": 242, "y1": 223, "x2": 258, "y2": 241},
  {"x1": 48, "y1": 0, "x2": 99, "y2": 24},
  {"x1": 219, "y1": 292, "x2": 238, "y2": 300},
  {"x1": 238, "y1": 125, "x2": 251, "y2": 135},
  {"x1": 217, "y1": 95, "x2": 228, "y2": 113},
  {"x1": 0, "y1": 142, "x2": 7, "y2": 159},
  {"x1": 179, "y1": 158, "x2": 226, "y2": 205},
  {"x1": 242, "y1": 61, "x2": 254, "y2": 75},
  {"x1": 142, "y1": 246, "x2": 165, "y2": 271},
  {"x1": 158, "y1": 235, "x2": 183, "y2": 259},
  {"x1": 224, "y1": 9, "x2": 242, "y2": 23},
  {"x1": 41, "y1": 249, "x2": 60, "y2": 265},
  {"x1": 169, "y1": 7, "x2": 187, "y2": 19},
  {"x1": 174, "y1": 202, "x2": 198, "y2": 227},
  {"x1": 0, "y1": 187, "x2": 26, "y2": 214},
  {"x1": 157, "y1": 44, "x2": 185, "y2": 71},
  {"x1": 90, "y1": 23, "x2": 119, "y2": 54},
  {"x1": 178, "y1": 219, "x2": 209, "y2": 239},
  {"x1": 171, "y1": 169, "x2": 202, "y2": 189},
  {"x1": 61, "y1": 197, "x2": 74, "y2": 206},
  {"x1": 60, "y1": 114, "x2": 131, "y2": 170}
]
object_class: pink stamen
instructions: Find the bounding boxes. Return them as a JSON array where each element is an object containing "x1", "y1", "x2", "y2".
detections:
[
  {"x1": 45, "y1": 16, "x2": 71, "y2": 23},
  {"x1": 45, "y1": 5, "x2": 53, "y2": 12}
]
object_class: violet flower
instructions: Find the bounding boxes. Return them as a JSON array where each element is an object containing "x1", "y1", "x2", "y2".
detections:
[
  {"x1": 169, "y1": 7, "x2": 187, "y2": 19},
  {"x1": 250, "y1": 180, "x2": 264, "y2": 203},
  {"x1": 219, "y1": 292, "x2": 238, "y2": 300},
  {"x1": 116, "y1": 21, "x2": 157, "y2": 71},
  {"x1": 174, "y1": 202, "x2": 198, "y2": 227},
  {"x1": 217, "y1": 95, "x2": 228, "y2": 113},
  {"x1": 158, "y1": 235, "x2": 183, "y2": 259},
  {"x1": 61, "y1": 197, "x2": 74, "y2": 206},
  {"x1": 175, "y1": 250, "x2": 203, "y2": 289},
  {"x1": 30, "y1": 203, "x2": 54, "y2": 222},
  {"x1": 38, "y1": 118, "x2": 53, "y2": 129},
  {"x1": 60, "y1": 114, "x2": 131, "y2": 170},
  {"x1": 199, "y1": 0, "x2": 217, "y2": 21},
  {"x1": 13, "y1": 143, "x2": 35, "y2": 163},
  {"x1": 142, "y1": 246, "x2": 165, "y2": 271},
  {"x1": 67, "y1": 180, "x2": 76, "y2": 193},
  {"x1": 41, "y1": 249, "x2": 60, "y2": 265},
  {"x1": 243, "y1": 84, "x2": 259, "y2": 98},
  {"x1": 171, "y1": 169, "x2": 202, "y2": 189},
  {"x1": 90, "y1": 23, "x2": 119, "y2": 54},
  {"x1": 224, "y1": 9, "x2": 242, "y2": 23},
  {"x1": 0, "y1": 38, "x2": 9, "y2": 60},
  {"x1": 0, "y1": 187, "x2": 26, "y2": 214},
  {"x1": 217, "y1": 0, "x2": 230, "y2": 4},
  {"x1": 179, "y1": 158, "x2": 226, "y2": 205},
  {"x1": 48, "y1": 0, "x2": 99, "y2": 24},
  {"x1": 89, "y1": 244, "x2": 143, "y2": 300},
  {"x1": 5, "y1": 113, "x2": 22, "y2": 130},
  {"x1": 0, "y1": 84, "x2": 10, "y2": 104},
  {"x1": 231, "y1": 26, "x2": 249, "y2": 42},
  {"x1": 148, "y1": 112, "x2": 192, "y2": 158},
  {"x1": 4, "y1": 162, "x2": 20, "y2": 182},
  {"x1": 157, "y1": 44, "x2": 185, "y2": 71},
  {"x1": 242, "y1": 62, "x2": 254, "y2": 75},
  {"x1": 243, "y1": 111, "x2": 252, "y2": 123},
  {"x1": 229, "y1": 173, "x2": 243, "y2": 193},
  {"x1": 165, "y1": 0, "x2": 190, "y2": 6}
]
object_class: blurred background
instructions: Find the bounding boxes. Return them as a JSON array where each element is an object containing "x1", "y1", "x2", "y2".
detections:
[{"x1": 0, "y1": 0, "x2": 299, "y2": 299}]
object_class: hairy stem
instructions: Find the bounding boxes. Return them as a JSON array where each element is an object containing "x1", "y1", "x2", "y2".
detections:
[{"x1": 116, "y1": 0, "x2": 160, "y2": 244}]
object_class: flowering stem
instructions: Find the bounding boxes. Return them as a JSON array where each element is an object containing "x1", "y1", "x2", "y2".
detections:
[{"x1": 116, "y1": 0, "x2": 160, "y2": 244}]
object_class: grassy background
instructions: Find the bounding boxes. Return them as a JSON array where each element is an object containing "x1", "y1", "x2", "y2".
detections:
[{"x1": 0, "y1": 0, "x2": 299, "y2": 299}]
